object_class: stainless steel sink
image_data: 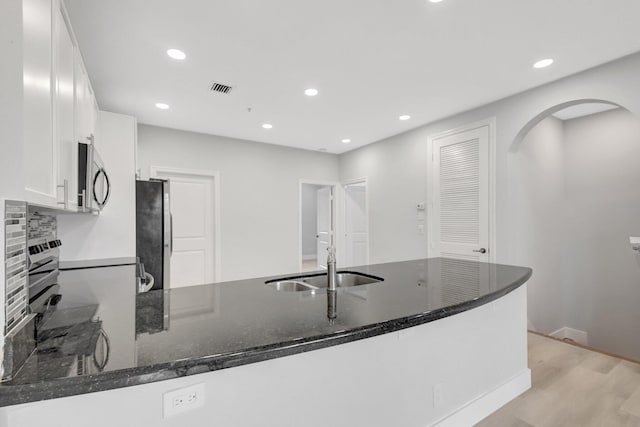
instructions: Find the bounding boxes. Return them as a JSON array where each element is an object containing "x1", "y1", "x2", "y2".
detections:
[
  {"x1": 266, "y1": 280, "x2": 319, "y2": 292},
  {"x1": 266, "y1": 272, "x2": 383, "y2": 292}
]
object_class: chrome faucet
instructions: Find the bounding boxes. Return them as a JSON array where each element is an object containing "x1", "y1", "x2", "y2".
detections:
[{"x1": 327, "y1": 246, "x2": 337, "y2": 292}]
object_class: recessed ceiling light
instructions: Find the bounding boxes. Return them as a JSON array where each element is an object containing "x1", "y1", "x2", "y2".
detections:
[
  {"x1": 304, "y1": 88, "x2": 319, "y2": 97},
  {"x1": 341, "y1": 139, "x2": 351, "y2": 144},
  {"x1": 429, "y1": 0, "x2": 444, "y2": 3},
  {"x1": 533, "y1": 58, "x2": 554, "y2": 69},
  {"x1": 155, "y1": 103, "x2": 170, "y2": 110},
  {"x1": 262, "y1": 123, "x2": 273, "y2": 129},
  {"x1": 166, "y1": 49, "x2": 186, "y2": 60},
  {"x1": 399, "y1": 115, "x2": 411, "y2": 121}
]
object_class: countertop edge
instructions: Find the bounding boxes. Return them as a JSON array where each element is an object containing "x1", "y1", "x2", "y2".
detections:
[
  {"x1": 59, "y1": 257, "x2": 137, "y2": 271},
  {"x1": 0, "y1": 266, "x2": 531, "y2": 407}
]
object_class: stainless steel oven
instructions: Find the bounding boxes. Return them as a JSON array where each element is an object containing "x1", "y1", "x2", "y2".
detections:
[
  {"x1": 27, "y1": 237, "x2": 61, "y2": 318},
  {"x1": 78, "y1": 139, "x2": 111, "y2": 212}
]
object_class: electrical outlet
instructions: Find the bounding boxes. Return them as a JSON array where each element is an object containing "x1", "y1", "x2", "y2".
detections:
[
  {"x1": 163, "y1": 383, "x2": 205, "y2": 417},
  {"x1": 433, "y1": 383, "x2": 444, "y2": 408}
]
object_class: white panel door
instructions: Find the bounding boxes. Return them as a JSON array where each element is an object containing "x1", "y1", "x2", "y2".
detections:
[
  {"x1": 344, "y1": 183, "x2": 369, "y2": 267},
  {"x1": 432, "y1": 126, "x2": 490, "y2": 261},
  {"x1": 154, "y1": 170, "x2": 216, "y2": 288},
  {"x1": 316, "y1": 186, "x2": 333, "y2": 270}
]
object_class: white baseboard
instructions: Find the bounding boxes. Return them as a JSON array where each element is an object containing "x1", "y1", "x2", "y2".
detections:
[
  {"x1": 301, "y1": 255, "x2": 317, "y2": 261},
  {"x1": 550, "y1": 327, "x2": 589, "y2": 346},
  {"x1": 432, "y1": 369, "x2": 531, "y2": 427}
]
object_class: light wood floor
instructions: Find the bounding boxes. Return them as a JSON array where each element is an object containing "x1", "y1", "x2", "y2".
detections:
[
  {"x1": 301, "y1": 259, "x2": 318, "y2": 272},
  {"x1": 477, "y1": 333, "x2": 640, "y2": 426}
]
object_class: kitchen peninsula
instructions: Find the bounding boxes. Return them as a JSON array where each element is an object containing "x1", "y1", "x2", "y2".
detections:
[{"x1": 0, "y1": 258, "x2": 531, "y2": 427}]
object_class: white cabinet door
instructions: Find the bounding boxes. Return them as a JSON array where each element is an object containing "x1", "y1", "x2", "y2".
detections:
[
  {"x1": 74, "y1": 54, "x2": 89, "y2": 143},
  {"x1": 54, "y1": 5, "x2": 77, "y2": 208},
  {"x1": 23, "y1": 0, "x2": 57, "y2": 205},
  {"x1": 87, "y1": 84, "x2": 98, "y2": 140},
  {"x1": 75, "y1": 55, "x2": 98, "y2": 143}
]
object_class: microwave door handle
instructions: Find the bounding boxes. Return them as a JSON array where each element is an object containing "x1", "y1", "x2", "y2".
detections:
[
  {"x1": 93, "y1": 168, "x2": 111, "y2": 209},
  {"x1": 92, "y1": 169, "x2": 102, "y2": 208},
  {"x1": 92, "y1": 328, "x2": 111, "y2": 372},
  {"x1": 102, "y1": 169, "x2": 111, "y2": 207}
]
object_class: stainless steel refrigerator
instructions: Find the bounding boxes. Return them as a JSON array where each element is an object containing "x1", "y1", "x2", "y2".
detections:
[{"x1": 135, "y1": 179, "x2": 171, "y2": 292}]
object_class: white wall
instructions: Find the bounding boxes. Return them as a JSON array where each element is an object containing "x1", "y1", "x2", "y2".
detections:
[
  {"x1": 562, "y1": 108, "x2": 640, "y2": 358},
  {"x1": 0, "y1": 286, "x2": 529, "y2": 427},
  {"x1": 57, "y1": 111, "x2": 137, "y2": 262},
  {"x1": 339, "y1": 130, "x2": 430, "y2": 264},
  {"x1": 137, "y1": 124, "x2": 339, "y2": 281},
  {"x1": 339, "y1": 52, "x2": 640, "y2": 268},
  {"x1": 300, "y1": 184, "x2": 321, "y2": 259},
  {"x1": 510, "y1": 116, "x2": 566, "y2": 333}
]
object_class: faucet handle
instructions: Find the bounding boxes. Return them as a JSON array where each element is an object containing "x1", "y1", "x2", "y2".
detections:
[{"x1": 327, "y1": 246, "x2": 336, "y2": 261}]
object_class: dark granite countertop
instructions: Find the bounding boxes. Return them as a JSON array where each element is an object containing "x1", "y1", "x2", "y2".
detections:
[{"x1": 0, "y1": 258, "x2": 531, "y2": 407}]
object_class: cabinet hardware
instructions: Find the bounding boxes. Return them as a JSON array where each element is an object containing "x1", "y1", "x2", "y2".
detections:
[{"x1": 57, "y1": 179, "x2": 69, "y2": 210}]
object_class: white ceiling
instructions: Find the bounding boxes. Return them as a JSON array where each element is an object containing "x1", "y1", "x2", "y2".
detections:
[
  {"x1": 65, "y1": 0, "x2": 640, "y2": 154},
  {"x1": 553, "y1": 103, "x2": 619, "y2": 121}
]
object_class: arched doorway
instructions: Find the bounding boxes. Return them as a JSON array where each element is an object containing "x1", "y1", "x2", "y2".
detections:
[{"x1": 509, "y1": 100, "x2": 640, "y2": 360}]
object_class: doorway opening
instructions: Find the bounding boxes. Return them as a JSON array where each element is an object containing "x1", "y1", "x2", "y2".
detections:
[
  {"x1": 510, "y1": 101, "x2": 640, "y2": 361},
  {"x1": 299, "y1": 182, "x2": 336, "y2": 272},
  {"x1": 343, "y1": 179, "x2": 369, "y2": 267}
]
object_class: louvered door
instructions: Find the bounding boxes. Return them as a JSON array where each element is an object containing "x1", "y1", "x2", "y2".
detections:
[{"x1": 432, "y1": 125, "x2": 489, "y2": 261}]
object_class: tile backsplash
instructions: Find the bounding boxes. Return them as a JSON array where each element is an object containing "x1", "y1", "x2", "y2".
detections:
[
  {"x1": 27, "y1": 212, "x2": 57, "y2": 241},
  {"x1": 4, "y1": 201, "x2": 27, "y2": 336}
]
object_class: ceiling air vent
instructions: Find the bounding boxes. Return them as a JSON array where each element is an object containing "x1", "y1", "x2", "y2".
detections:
[{"x1": 210, "y1": 82, "x2": 233, "y2": 95}]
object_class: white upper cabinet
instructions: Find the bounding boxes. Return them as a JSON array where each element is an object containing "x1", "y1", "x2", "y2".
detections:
[
  {"x1": 55, "y1": 3, "x2": 76, "y2": 208},
  {"x1": 23, "y1": 0, "x2": 99, "y2": 210},
  {"x1": 74, "y1": 54, "x2": 97, "y2": 145},
  {"x1": 23, "y1": 0, "x2": 56, "y2": 205}
]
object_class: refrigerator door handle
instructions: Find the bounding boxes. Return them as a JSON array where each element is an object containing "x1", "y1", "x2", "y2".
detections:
[{"x1": 169, "y1": 213, "x2": 173, "y2": 256}]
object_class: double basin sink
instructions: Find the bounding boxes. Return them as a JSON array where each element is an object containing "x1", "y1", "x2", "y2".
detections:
[{"x1": 265, "y1": 271, "x2": 384, "y2": 292}]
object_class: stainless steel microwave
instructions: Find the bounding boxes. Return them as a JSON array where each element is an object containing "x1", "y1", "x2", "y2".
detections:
[{"x1": 78, "y1": 140, "x2": 111, "y2": 211}]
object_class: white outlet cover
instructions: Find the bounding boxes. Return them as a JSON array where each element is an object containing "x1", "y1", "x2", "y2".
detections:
[{"x1": 163, "y1": 383, "x2": 206, "y2": 418}]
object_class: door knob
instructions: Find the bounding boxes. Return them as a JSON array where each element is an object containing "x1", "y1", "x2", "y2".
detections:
[{"x1": 473, "y1": 248, "x2": 487, "y2": 254}]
